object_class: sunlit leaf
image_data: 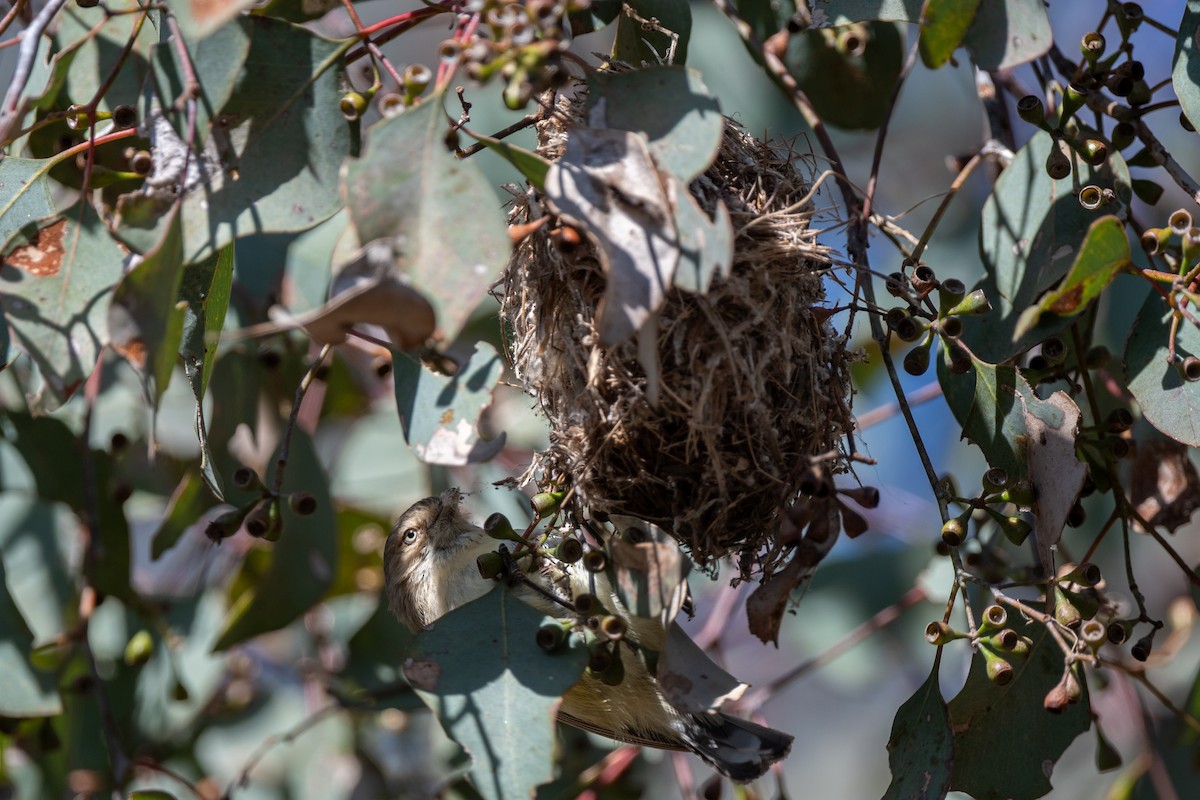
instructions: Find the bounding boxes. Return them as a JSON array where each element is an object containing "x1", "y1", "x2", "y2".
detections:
[
  {"x1": 671, "y1": 180, "x2": 733, "y2": 293},
  {"x1": 883, "y1": 665, "x2": 952, "y2": 800},
  {"x1": 586, "y1": 67, "x2": 723, "y2": 183},
  {"x1": 0, "y1": 558, "x2": 63, "y2": 716},
  {"x1": 0, "y1": 157, "x2": 57, "y2": 250},
  {"x1": 342, "y1": 93, "x2": 509, "y2": 343},
  {"x1": 149, "y1": 16, "x2": 252, "y2": 142},
  {"x1": 392, "y1": 343, "x2": 506, "y2": 466},
  {"x1": 213, "y1": 430, "x2": 337, "y2": 650},
  {"x1": 657, "y1": 622, "x2": 747, "y2": 714},
  {"x1": 164, "y1": 0, "x2": 259, "y2": 41},
  {"x1": 180, "y1": 243, "x2": 235, "y2": 499},
  {"x1": 919, "y1": 0, "x2": 982, "y2": 69},
  {"x1": 1, "y1": 202, "x2": 124, "y2": 409},
  {"x1": 1174, "y1": 1, "x2": 1200, "y2": 131},
  {"x1": 965, "y1": 131, "x2": 1131, "y2": 362},
  {"x1": 404, "y1": 588, "x2": 588, "y2": 800},
  {"x1": 117, "y1": 17, "x2": 353, "y2": 263},
  {"x1": 948, "y1": 622, "x2": 1090, "y2": 798},
  {"x1": 1023, "y1": 391, "x2": 1086, "y2": 573},
  {"x1": 805, "y1": 0, "x2": 921, "y2": 23},
  {"x1": 1125, "y1": 293, "x2": 1200, "y2": 446},
  {"x1": 108, "y1": 209, "x2": 187, "y2": 408},
  {"x1": 606, "y1": 516, "x2": 690, "y2": 625},
  {"x1": 1014, "y1": 216, "x2": 1131, "y2": 340},
  {"x1": 57, "y1": 1, "x2": 155, "y2": 115},
  {"x1": 961, "y1": 0, "x2": 1052, "y2": 70}
]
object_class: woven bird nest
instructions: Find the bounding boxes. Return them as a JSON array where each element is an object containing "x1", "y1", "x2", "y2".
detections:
[{"x1": 502, "y1": 97, "x2": 854, "y2": 581}]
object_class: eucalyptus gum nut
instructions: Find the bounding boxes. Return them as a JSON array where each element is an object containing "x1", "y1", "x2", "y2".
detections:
[
  {"x1": 903, "y1": 345, "x2": 931, "y2": 376},
  {"x1": 1059, "y1": 82, "x2": 1089, "y2": 123},
  {"x1": 1081, "y1": 140, "x2": 1108, "y2": 167},
  {"x1": 112, "y1": 105, "x2": 137, "y2": 130},
  {"x1": 1104, "y1": 72, "x2": 1133, "y2": 97},
  {"x1": 1041, "y1": 335, "x2": 1067, "y2": 365},
  {"x1": 130, "y1": 150, "x2": 153, "y2": 175},
  {"x1": 999, "y1": 515, "x2": 1032, "y2": 546},
  {"x1": 1107, "y1": 620, "x2": 1131, "y2": 645},
  {"x1": 1106, "y1": 407, "x2": 1133, "y2": 434},
  {"x1": 981, "y1": 646, "x2": 1014, "y2": 686},
  {"x1": 1078, "y1": 184, "x2": 1104, "y2": 210},
  {"x1": 403, "y1": 64, "x2": 432, "y2": 97},
  {"x1": 937, "y1": 315, "x2": 963, "y2": 340},
  {"x1": 924, "y1": 621, "x2": 966, "y2": 645},
  {"x1": 1111, "y1": 121, "x2": 1136, "y2": 150},
  {"x1": 1080, "y1": 619, "x2": 1107, "y2": 650},
  {"x1": 1045, "y1": 145, "x2": 1072, "y2": 180},
  {"x1": 979, "y1": 604, "x2": 1008, "y2": 634},
  {"x1": 1180, "y1": 356, "x2": 1200, "y2": 382},
  {"x1": 554, "y1": 537, "x2": 583, "y2": 563},
  {"x1": 535, "y1": 623, "x2": 566, "y2": 652},
  {"x1": 1043, "y1": 679, "x2": 1071, "y2": 714},
  {"x1": 884, "y1": 271, "x2": 908, "y2": 298},
  {"x1": 1182, "y1": 227, "x2": 1200, "y2": 266},
  {"x1": 477, "y1": 551, "x2": 505, "y2": 579},
  {"x1": 484, "y1": 512, "x2": 523, "y2": 543},
  {"x1": 940, "y1": 517, "x2": 966, "y2": 547},
  {"x1": 982, "y1": 467, "x2": 1009, "y2": 492},
  {"x1": 884, "y1": 306, "x2": 909, "y2": 328},
  {"x1": 1054, "y1": 586, "x2": 1082, "y2": 628},
  {"x1": 232, "y1": 467, "x2": 260, "y2": 491},
  {"x1": 1081, "y1": 32, "x2": 1106, "y2": 61},
  {"x1": 288, "y1": 492, "x2": 317, "y2": 516},
  {"x1": 582, "y1": 549, "x2": 607, "y2": 573},
  {"x1": 1126, "y1": 80, "x2": 1152, "y2": 106},
  {"x1": 574, "y1": 593, "x2": 601, "y2": 616},
  {"x1": 599, "y1": 615, "x2": 626, "y2": 641},
  {"x1": 937, "y1": 278, "x2": 966, "y2": 314},
  {"x1": 1016, "y1": 95, "x2": 1047, "y2": 128},
  {"x1": 124, "y1": 630, "x2": 154, "y2": 666},
  {"x1": 586, "y1": 638, "x2": 613, "y2": 672},
  {"x1": 531, "y1": 490, "x2": 565, "y2": 518},
  {"x1": 1131, "y1": 631, "x2": 1154, "y2": 661},
  {"x1": 987, "y1": 628, "x2": 1020, "y2": 651},
  {"x1": 340, "y1": 92, "x2": 369, "y2": 121},
  {"x1": 205, "y1": 504, "x2": 254, "y2": 543},
  {"x1": 892, "y1": 315, "x2": 927, "y2": 343},
  {"x1": 943, "y1": 289, "x2": 991, "y2": 316}
]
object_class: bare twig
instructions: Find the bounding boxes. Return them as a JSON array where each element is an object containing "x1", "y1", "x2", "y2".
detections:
[
  {"x1": 270, "y1": 344, "x2": 333, "y2": 498},
  {"x1": 225, "y1": 704, "x2": 341, "y2": 796},
  {"x1": 0, "y1": 0, "x2": 70, "y2": 143}
]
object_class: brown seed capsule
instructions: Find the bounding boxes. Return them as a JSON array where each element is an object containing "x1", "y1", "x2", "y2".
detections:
[{"x1": 582, "y1": 549, "x2": 607, "y2": 573}]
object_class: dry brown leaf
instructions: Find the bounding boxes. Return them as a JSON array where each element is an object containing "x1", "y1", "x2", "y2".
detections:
[{"x1": 657, "y1": 622, "x2": 747, "y2": 714}]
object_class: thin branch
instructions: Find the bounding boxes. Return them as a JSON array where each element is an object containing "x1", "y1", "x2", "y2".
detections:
[
  {"x1": 0, "y1": 0, "x2": 70, "y2": 143},
  {"x1": 270, "y1": 344, "x2": 333, "y2": 498},
  {"x1": 224, "y1": 704, "x2": 341, "y2": 796}
]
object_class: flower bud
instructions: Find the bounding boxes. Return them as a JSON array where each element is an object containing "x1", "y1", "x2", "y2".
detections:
[
  {"x1": 1054, "y1": 586, "x2": 1081, "y2": 628},
  {"x1": 1044, "y1": 679, "x2": 1071, "y2": 714}
]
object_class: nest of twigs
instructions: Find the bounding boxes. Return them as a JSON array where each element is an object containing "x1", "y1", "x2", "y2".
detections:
[{"x1": 502, "y1": 95, "x2": 854, "y2": 581}]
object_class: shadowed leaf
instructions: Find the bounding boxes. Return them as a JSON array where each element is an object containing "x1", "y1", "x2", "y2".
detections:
[
  {"x1": 961, "y1": 0, "x2": 1051, "y2": 70},
  {"x1": 883, "y1": 665, "x2": 952, "y2": 800},
  {"x1": 1125, "y1": 292, "x2": 1200, "y2": 446},
  {"x1": 1173, "y1": 1, "x2": 1200, "y2": 131},
  {"x1": 0, "y1": 557, "x2": 63, "y2": 716}
]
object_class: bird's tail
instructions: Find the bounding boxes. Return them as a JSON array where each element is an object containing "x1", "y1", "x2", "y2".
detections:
[{"x1": 680, "y1": 712, "x2": 793, "y2": 782}]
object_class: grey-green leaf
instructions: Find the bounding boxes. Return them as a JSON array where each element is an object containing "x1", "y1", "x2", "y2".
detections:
[
  {"x1": 342, "y1": 94, "x2": 509, "y2": 343},
  {"x1": 392, "y1": 343, "x2": 506, "y2": 465},
  {"x1": 117, "y1": 17, "x2": 353, "y2": 263},
  {"x1": 962, "y1": 0, "x2": 1052, "y2": 70},
  {"x1": 0, "y1": 557, "x2": 62, "y2": 717},
  {"x1": 883, "y1": 665, "x2": 952, "y2": 800},
  {"x1": 586, "y1": 66, "x2": 723, "y2": 183},
  {"x1": 1173, "y1": 1, "x2": 1200, "y2": 131},
  {"x1": 0, "y1": 157, "x2": 57, "y2": 250},
  {"x1": 405, "y1": 588, "x2": 589, "y2": 800},
  {"x1": 1125, "y1": 292, "x2": 1200, "y2": 446},
  {"x1": 1, "y1": 203, "x2": 126, "y2": 409}
]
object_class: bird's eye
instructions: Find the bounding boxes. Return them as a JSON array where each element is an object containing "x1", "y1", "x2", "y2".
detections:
[{"x1": 403, "y1": 527, "x2": 419, "y2": 544}]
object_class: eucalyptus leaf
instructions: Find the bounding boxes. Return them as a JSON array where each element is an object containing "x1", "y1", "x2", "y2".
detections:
[
  {"x1": 1125, "y1": 292, "x2": 1200, "y2": 446},
  {"x1": 151, "y1": 472, "x2": 218, "y2": 559},
  {"x1": 149, "y1": 16, "x2": 252, "y2": 141},
  {"x1": 919, "y1": 0, "x2": 982, "y2": 69},
  {"x1": 1174, "y1": 1, "x2": 1200, "y2": 132},
  {"x1": 948, "y1": 622, "x2": 1090, "y2": 798},
  {"x1": 883, "y1": 665, "x2": 952, "y2": 800},
  {"x1": 612, "y1": 0, "x2": 692, "y2": 65},
  {"x1": 963, "y1": 131, "x2": 1131, "y2": 363},
  {"x1": 342, "y1": 94, "x2": 509, "y2": 343},
  {"x1": 117, "y1": 17, "x2": 353, "y2": 263},
  {"x1": 807, "y1": 0, "x2": 922, "y2": 23},
  {"x1": 1, "y1": 203, "x2": 126, "y2": 409},
  {"x1": 212, "y1": 430, "x2": 337, "y2": 650},
  {"x1": 165, "y1": 0, "x2": 259, "y2": 41},
  {"x1": 0, "y1": 157, "x2": 57, "y2": 250},
  {"x1": 57, "y1": 1, "x2": 155, "y2": 115},
  {"x1": 405, "y1": 588, "x2": 589, "y2": 800},
  {"x1": 0, "y1": 554, "x2": 63, "y2": 717},
  {"x1": 108, "y1": 209, "x2": 187, "y2": 408},
  {"x1": 392, "y1": 343, "x2": 506, "y2": 466},
  {"x1": 961, "y1": 0, "x2": 1052, "y2": 70}
]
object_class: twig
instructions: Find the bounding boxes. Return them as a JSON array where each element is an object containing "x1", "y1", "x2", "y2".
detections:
[
  {"x1": 224, "y1": 704, "x2": 341, "y2": 796},
  {"x1": 741, "y1": 585, "x2": 927, "y2": 711},
  {"x1": 0, "y1": 0, "x2": 70, "y2": 143},
  {"x1": 909, "y1": 151, "x2": 985, "y2": 264},
  {"x1": 1102, "y1": 657, "x2": 1200, "y2": 735},
  {"x1": 270, "y1": 344, "x2": 333, "y2": 498},
  {"x1": 0, "y1": 0, "x2": 27, "y2": 40},
  {"x1": 855, "y1": 381, "x2": 944, "y2": 430},
  {"x1": 457, "y1": 112, "x2": 541, "y2": 158}
]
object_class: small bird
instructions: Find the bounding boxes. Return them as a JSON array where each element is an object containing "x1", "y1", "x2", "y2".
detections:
[{"x1": 383, "y1": 488, "x2": 793, "y2": 782}]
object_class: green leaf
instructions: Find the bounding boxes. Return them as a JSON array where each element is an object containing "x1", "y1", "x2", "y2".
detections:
[
  {"x1": 612, "y1": 0, "x2": 691, "y2": 65},
  {"x1": 586, "y1": 66, "x2": 723, "y2": 183},
  {"x1": 783, "y1": 21, "x2": 904, "y2": 131},
  {"x1": 948, "y1": 622, "x2": 1090, "y2": 799},
  {"x1": 919, "y1": 0, "x2": 982, "y2": 68},
  {"x1": 164, "y1": 0, "x2": 258, "y2": 41},
  {"x1": 0, "y1": 558, "x2": 62, "y2": 717},
  {"x1": 1174, "y1": 1, "x2": 1200, "y2": 131},
  {"x1": 212, "y1": 430, "x2": 337, "y2": 650},
  {"x1": 1, "y1": 203, "x2": 126, "y2": 409},
  {"x1": 57, "y1": 2, "x2": 155, "y2": 115},
  {"x1": 1125, "y1": 292, "x2": 1200, "y2": 446},
  {"x1": 964, "y1": 131, "x2": 1131, "y2": 362},
  {"x1": 939, "y1": 359, "x2": 1028, "y2": 482},
  {"x1": 151, "y1": 472, "x2": 218, "y2": 559},
  {"x1": 343, "y1": 94, "x2": 509, "y2": 343},
  {"x1": 961, "y1": 0, "x2": 1052, "y2": 70},
  {"x1": 108, "y1": 209, "x2": 187, "y2": 408},
  {"x1": 117, "y1": 18, "x2": 353, "y2": 263},
  {"x1": 392, "y1": 343, "x2": 506, "y2": 466},
  {"x1": 405, "y1": 588, "x2": 589, "y2": 800},
  {"x1": 149, "y1": 16, "x2": 252, "y2": 141},
  {"x1": 461, "y1": 129, "x2": 551, "y2": 191},
  {"x1": 0, "y1": 158, "x2": 57, "y2": 250},
  {"x1": 179, "y1": 244, "x2": 235, "y2": 499},
  {"x1": 0, "y1": 494, "x2": 75, "y2": 645},
  {"x1": 883, "y1": 665, "x2": 952, "y2": 800},
  {"x1": 1014, "y1": 215, "x2": 1131, "y2": 339}
]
